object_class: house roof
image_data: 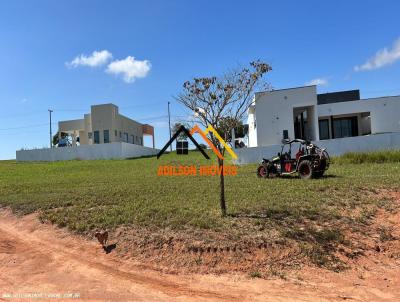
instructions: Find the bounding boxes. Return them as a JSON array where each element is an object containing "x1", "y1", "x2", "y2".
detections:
[
  {"x1": 317, "y1": 90, "x2": 360, "y2": 105},
  {"x1": 255, "y1": 85, "x2": 315, "y2": 95}
]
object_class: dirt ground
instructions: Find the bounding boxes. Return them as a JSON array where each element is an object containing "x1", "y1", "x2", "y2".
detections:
[{"x1": 0, "y1": 193, "x2": 399, "y2": 302}]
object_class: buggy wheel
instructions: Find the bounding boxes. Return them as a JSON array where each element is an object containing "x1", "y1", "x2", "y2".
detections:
[
  {"x1": 267, "y1": 165, "x2": 278, "y2": 178},
  {"x1": 257, "y1": 165, "x2": 268, "y2": 178},
  {"x1": 298, "y1": 160, "x2": 313, "y2": 179}
]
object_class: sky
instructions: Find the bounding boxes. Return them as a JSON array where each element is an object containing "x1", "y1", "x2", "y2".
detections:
[{"x1": 0, "y1": 0, "x2": 400, "y2": 159}]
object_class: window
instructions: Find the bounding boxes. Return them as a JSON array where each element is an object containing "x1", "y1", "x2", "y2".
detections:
[
  {"x1": 318, "y1": 119, "x2": 330, "y2": 140},
  {"x1": 124, "y1": 133, "x2": 128, "y2": 142},
  {"x1": 103, "y1": 130, "x2": 109, "y2": 143},
  {"x1": 88, "y1": 132, "x2": 92, "y2": 139},
  {"x1": 131, "y1": 135, "x2": 134, "y2": 144},
  {"x1": 332, "y1": 117, "x2": 358, "y2": 138},
  {"x1": 115, "y1": 130, "x2": 118, "y2": 137},
  {"x1": 176, "y1": 141, "x2": 188, "y2": 154},
  {"x1": 119, "y1": 131, "x2": 122, "y2": 138},
  {"x1": 294, "y1": 111, "x2": 308, "y2": 140},
  {"x1": 94, "y1": 131, "x2": 100, "y2": 144}
]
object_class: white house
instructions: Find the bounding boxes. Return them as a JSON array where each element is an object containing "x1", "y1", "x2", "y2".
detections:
[
  {"x1": 58, "y1": 103, "x2": 155, "y2": 148},
  {"x1": 247, "y1": 85, "x2": 400, "y2": 147},
  {"x1": 234, "y1": 85, "x2": 400, "y2": 164},
  {"x1": 16, "y1": 104, "x2": 158, "y2": 162}
]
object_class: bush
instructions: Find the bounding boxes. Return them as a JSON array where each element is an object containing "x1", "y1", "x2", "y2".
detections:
[
  {"x1": 334, "y1": 150, "x2": 400, "y2": 164},
  {"x1": 249, "y1": 271, "x2": 262, "y2": 278}
]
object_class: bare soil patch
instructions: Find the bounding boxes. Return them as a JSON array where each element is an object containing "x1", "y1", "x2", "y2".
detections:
[
  {"x1": 0, "y1": 190, "x2": 399, "y2": 301},
  {"x1": 106, "y1": 189, "x2": 400, "y2": 276}
]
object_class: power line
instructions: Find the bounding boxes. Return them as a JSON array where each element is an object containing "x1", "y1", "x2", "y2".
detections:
[
  {"x1": 0, "y1": 115, "x2": 177, "y2": 132},
  {"x1": 0, "y1": 128, "x2": 53, "y2": 135},
  {"x1": 136, "y1": 114, "x2": 169, "y2": 121},
  {"x1": 0, "y1": 122, "x2": 56, "y2": 131},
  {"x1": 0, "y1": 111, "x2": 45, "y2": 119},
  {"x1": 135, "y1": 114, "x2": 191, "y2": 122},
  {"x1": 52, "y1": 108, "x2": 87, "y2": 112},
  {"x1": 120, "y1": 102, "x2": 160, "y2": 109},
  {"x1": 0, "y1": 102, "x2": 173, "y2": 120}
]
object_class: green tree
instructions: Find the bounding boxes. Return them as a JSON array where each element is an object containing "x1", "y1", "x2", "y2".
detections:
[
  {"x1": 196, "y1": 143, "x2": 208, "y2": 151},
  {"x1": 216, "y1": 116, "x2": 244, "y2": 143},
  {"x1": 52, "y1": 132, "x2": 59, "y2": 146},
  {"x1": 52, "y1": 132, "x2": 69, "y2": 146}
]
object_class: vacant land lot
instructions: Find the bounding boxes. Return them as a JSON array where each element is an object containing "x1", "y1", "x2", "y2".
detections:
[{"x1": 0, "y1": 151, "x2": 399, "y2": 275}]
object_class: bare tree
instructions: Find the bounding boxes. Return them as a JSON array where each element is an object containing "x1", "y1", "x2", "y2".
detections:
[{"x1": 176, "y1": 61, "x2": 272, "y2": 216}]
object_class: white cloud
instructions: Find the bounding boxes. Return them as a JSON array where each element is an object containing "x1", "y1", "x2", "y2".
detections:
[
  {"x1": 66, "y1": 50, "x2": 112, "y2": 68},
  {"x1": 354, "y1": 38, "x2": 400, "y2": 71},
  {"x1": 305, "y1": 78, "x2": 328, "y2": 86},
  {"x1": 106, "y1": 56, "x2": 151, "y2": 83}
]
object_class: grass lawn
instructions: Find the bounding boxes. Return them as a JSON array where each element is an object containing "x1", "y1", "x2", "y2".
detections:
[{"x1": 1, "y1": 150, "x2": 399, "y2": 270}]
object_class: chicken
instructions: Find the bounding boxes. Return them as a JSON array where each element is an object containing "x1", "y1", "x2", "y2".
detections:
[{"x1": 94, "y1": 231, "x2": 108, "y2": 247}]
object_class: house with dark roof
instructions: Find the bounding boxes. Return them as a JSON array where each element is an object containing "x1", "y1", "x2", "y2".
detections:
[{"x1": 247, "y1": 85, "x2": 400, "y2": 147}]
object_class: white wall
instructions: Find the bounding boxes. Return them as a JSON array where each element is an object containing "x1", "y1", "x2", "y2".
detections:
[
  {"x1": 234, "y1": 144, "x2": 282, "y2": 165},
  {"x1": 318, "y1": 96, "x2": 400, "y2": 134},
  {"x1": 251, "y1": 86, "x2": 318, "y2": 146},
  {"x1": 16, "y1": 142, "x2": 158, "y2": 162},
  {"x1": 233, "y1": 132, "x2": 400, "y2": 165},
  {"x1": 247, "y1": 105, "x2": 257, "y2": 147}
]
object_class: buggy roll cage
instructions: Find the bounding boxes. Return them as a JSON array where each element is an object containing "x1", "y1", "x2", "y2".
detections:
[
  {"x1": 279, "y1": 138, "x2": 329, "y2": 160},
  {"x1": 279, "y1": 139, "x2": 309, "y2": 158},
  {"x1": 281, "y1": 138, "x2": 309, "y2": 145}
]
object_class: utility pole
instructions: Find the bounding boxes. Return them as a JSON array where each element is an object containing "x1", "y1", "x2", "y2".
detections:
[
  {"x1": 168, "y1": 101, "x2": 172, "y2": 151},
  {"x1": 48, "y1": 109, "x2": 53, "y2": 148}
]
